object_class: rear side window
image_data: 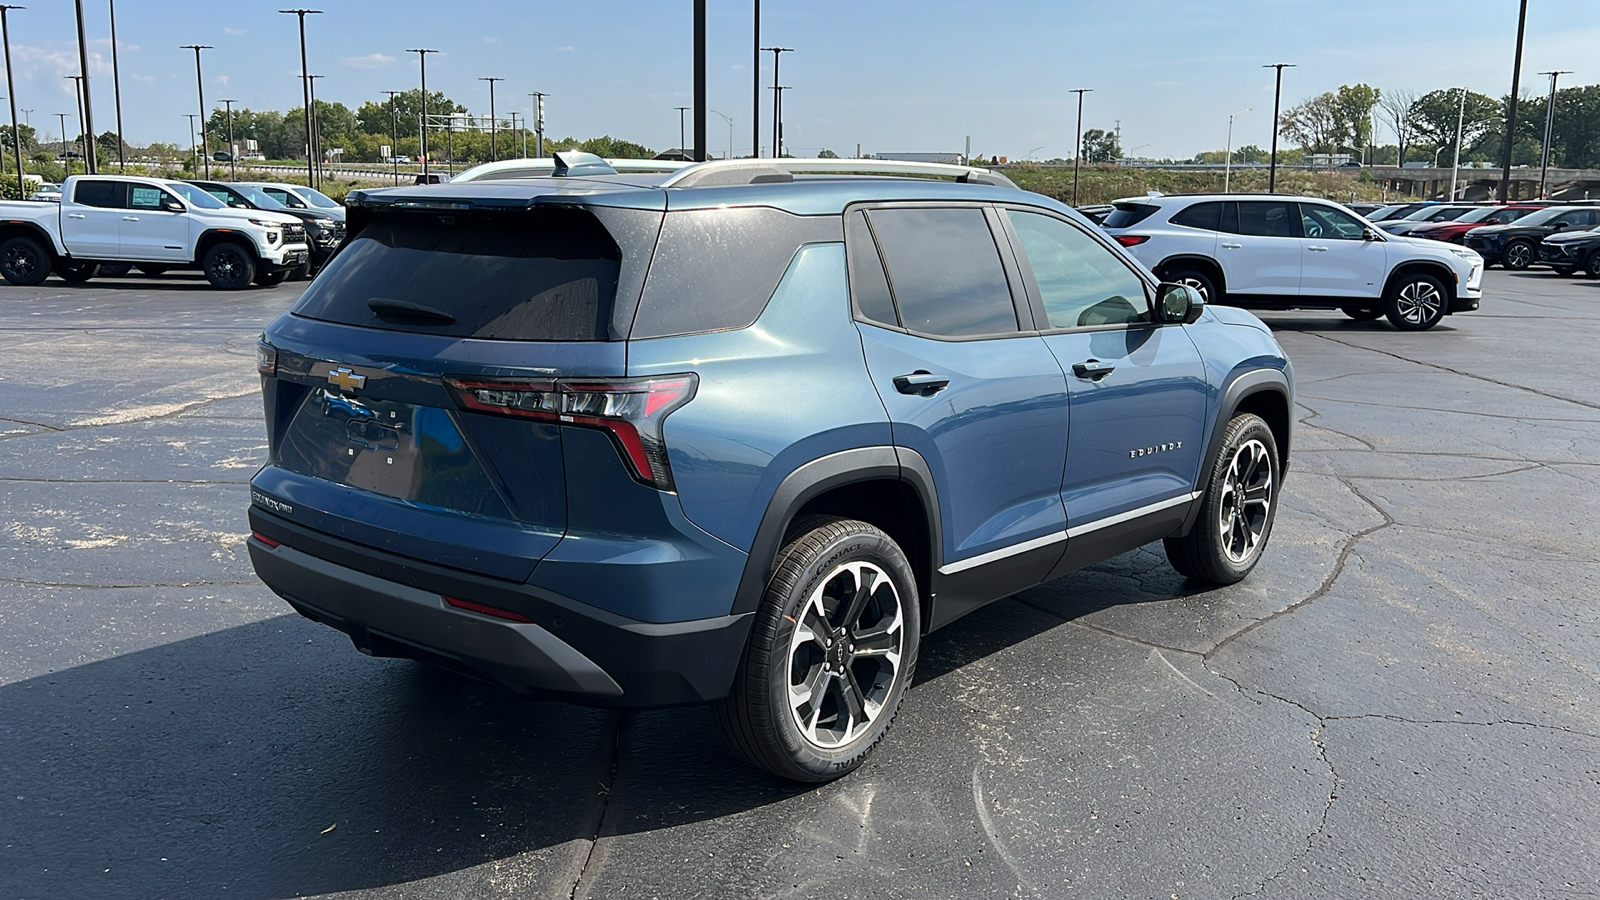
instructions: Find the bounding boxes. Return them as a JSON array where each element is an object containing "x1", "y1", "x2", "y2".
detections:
[
  {"x1": 73, "y1": 180, "x2": 123, "y2": 208},
  {"x1": 291, "y1": 210, "x2": 621, "y2": 341},
  {"x1": 1170, "y1": 202, "x2": 1223, "y2": 231},
  {"x1": 868, "y1": 207, "x2": 1018, "y2": 338},
  {"x1": 1102, "y1": 203, "x2": 1159, "y2": 229},
  {"x1": 845, "y1": 210, "x2": 898, "y2": 327}
]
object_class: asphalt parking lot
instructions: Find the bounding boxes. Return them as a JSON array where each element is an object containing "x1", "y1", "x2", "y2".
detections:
[{"x1": 2, "y1": 269, "x2": 1597, "y2": 899}]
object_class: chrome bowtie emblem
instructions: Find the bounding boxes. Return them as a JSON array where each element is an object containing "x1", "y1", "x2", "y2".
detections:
[{"x1": 328, "y1": 366, "x2": 366, "y2": 392}]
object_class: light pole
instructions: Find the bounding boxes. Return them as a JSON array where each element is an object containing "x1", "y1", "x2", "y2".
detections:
[
  {"x1": 530, "y1": 91, "x2": 547, "y2": 157},
  {"x1": 1449, "y1": 86, "x2": 1466, "y2": 200},
  {"x1": 1263, "y1": 63, "x2": 1295, "y2": 193},
  {"x1": 306, "y1": 73, "x2": 323, "y2": 184},
  {"x1": 383, "y1": 89, "x2": 400, "y2": 184},
  {"x1": 408, "y1": 48, "x2": 437, "y2": 179},
  {"x1": 278, "y1": 9, "x2": 321, "y2": 189},
  {"x1": 220, "y1": 98, "x2": 236, "y2": 179},
  {"x1": 772, "y1": 86, "x2": 791, "y2": 157},
  {"x1": 71, "y1": 0, "x2": 94, "y2": 172},
  {"x1": 761, "y1": 46, "x2": 791, "y2": 158},
  {"x1": 1069, "y1": 88, "x2": 1091, "y2": 206},
  {"x1": 65, "y1": 75, "x2": 85, "y2": 166},
  {"x1": 183, "y1": 112, "x2": 197, "y2": 173},
  {"x1": 56, "y1": 111, "x2": 68, "y2": 172},
  {"x1": 478, "y1": 76, "x2": 502, "y2": 161},
  {"x1": 1537, "y1": 70, "x2": 1571, "y2": 199},
  {"x1": 751, "y1": 0, "x2": 760, "y2": 157},
  {"x1": 180, "y1": 44, "x2": 212, "y2": 178},
  {"x1": 674, "y1": 106, "x2": 689, "y2": 155},
  {"x1": 1225, "y1": 107, "x2": 1251, "y2": 192},
  {"x1": 108, "y1": 0, "x2": 124, "y2": 170},
  {"x1": 1498, "y1": 0, "x2": 1528, "y2": 202},
  {"x1": 0, "y1": 5, "x2": 25, "y2": 193},
  {"x1": 710, "y1": 109, "x2": 733, "y2": 159}
]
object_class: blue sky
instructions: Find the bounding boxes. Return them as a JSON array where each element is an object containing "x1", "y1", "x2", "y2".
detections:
[{"x1": 5, "y1": 0, "x2": 1597, "y2": 159}]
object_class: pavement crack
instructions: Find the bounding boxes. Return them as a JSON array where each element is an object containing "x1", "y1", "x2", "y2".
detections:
[
  {"x1": 1323, "y1": 713, "x2": 1600, "y2": 741},
  {"x1": 566, "y1": 711, "x2": 629, "y2": 900},
  {"x1": 0, "y1": 415, "x2": 63, "y2": 432},
  {"x1": 1295, "y1": 400, "x2": 1375, "y2": 450}
]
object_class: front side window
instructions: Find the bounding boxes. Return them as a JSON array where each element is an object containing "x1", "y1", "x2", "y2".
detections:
[
  {"x1": 1236, "y1": 201, "x2": 1302, "y2": 238},
  {"x1": 867, "y1": 207, "x2": 1018, "y2": 338},
  {"x1": 127, "y1": 186, "x2": 175, "y2": 211},
  {"x1": 1007, "y1": 209, "x2": 1151, "y2": 329},
  {"x1": 1300, "y1": 204, "x2": 1367, "y2": 241},
  {"x1": 264, "y1": 188, "x2": 306, "y2": 209}
]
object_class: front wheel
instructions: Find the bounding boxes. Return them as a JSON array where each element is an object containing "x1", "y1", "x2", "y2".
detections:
[
  {"x1": 253, "y1": 269, "x2": 289, "y2": 287},
  {"x1": 717, "y1": 516, "x2": 920, "y2": 782},
  {"x1": 202, "y1": 243, "x2": 256, "y2": 290},
  {"x1": 1384, "y1": 272, "x2": 1448, "y2": 330},
  {"x1": 1587, "y1": 251, "x2": 1600, "y2": 279},
  {"x1": 1165, "y1": 413, "x2": 1280, "y2": 585},
  {"x1": 0, "y1": 236, "x2": 51, "y2": 286},
  {"x1": 98, "y1": 262, "x2": 133, "y2": 277},
  {"x1": 1341, "y1": 306, "x2": 1384, "y2": 321},
  {"x1": 53, "y1": 259, "x2": 98, "y2": 283},
  {"x1": 1503, "y1": 240, "x2": 1536, "y2": 270}
]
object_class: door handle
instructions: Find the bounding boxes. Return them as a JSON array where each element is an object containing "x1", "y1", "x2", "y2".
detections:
[
  {"x1": 1307, "y1": 245, "x2": 1329, "y2": 252},
  {"x1": 1220, "y1": 242, "x2": 1242, "y2": 250},
  {"x1": 893, "y1": 371, "x2": 950, "y2": 396},
  {"x1": 121, "y1": 216, "x2": 140, "y2": 222},
  {"x1": 67, "y1": 213, "x2": 87, "y2": 219},
  {"x1": 1072, "y1": 359, "x2": 1116, "y2": 381}
]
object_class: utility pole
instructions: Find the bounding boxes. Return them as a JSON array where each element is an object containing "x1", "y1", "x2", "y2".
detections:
[
  {"x1": 710, "y1": 109, "x2": 733, "y2": 159},
  {"x1": 408, "y1": 48, "x2": 437, "y2": 179},
  {"x1": 1450, "y1": 86, "x2": 1466, "y2": 201},
  {"x1": 220, "y1": 99, "x2": 236, "y2": 179},
  {"x1": 278, "y1": 9, "x2": 321, "y2": 189},
  {"x1": 1225, "y1": 108, "x2": 1251, "y2": 192},
  {"x1": 1537, "y1": 70, "x2": 1571, "y2": 199},
  {"x1": 1263, "y1": 63, "x2": 1296, "y2": 193},
  {"x1": 762, "y1": 46, "x2": 791, "y2": 158},
  {"x1": 674, "y1": 106, "x2": 690, "y2": 155},
  {"x1": 1498, "y1": 0, "x2": 1528, "y2": 202},
  {"x1": 0, "y1": 5, "x2": 25, "y2": 193},
  {"x1": 772, "y1": 86, "x2": 791, "y2": 157},
  {"x1": 383, "y1": 89, "x2": 400, "y2": 185},
  {"x1": 183, "y1": 113, "x2": 197, "y2": 173},
  {"x1": 57, "y1": 111, "x2": 68, "y2": 172},
  {"x1": 71, "y1": 0, "x2": 95, "y2": 172},
  {"x1": 530, "y1": 91, "x2": 547, "y2": 156},
  {"x1": 751, "y1": 0, "x2": 760, "y2": 157},
  {"x1": 65, "y1": 76, "x2": 85, "y2": 167},
  {"x1": 180, "y1": 44, "x2": 212, "y2": 178},
  {"x1": 693, "y1": 0, "x2": 705, "y2": 161},
  {"x1": 306, "y1": 73, "x2": 323, "y2": 184},
  {"x1": 1070, "y1": 88, "x2": 1091, "y2": 206},
  {"x1": 478, "y1": 76, "x2": 502, "y2": 161},
  {"x1": 108, "y1": 0, "x2": 124, "y2": 170}
]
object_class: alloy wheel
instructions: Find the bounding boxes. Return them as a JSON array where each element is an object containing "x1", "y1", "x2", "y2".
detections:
[
  {"x1": 786, "y1": 560, "x2": 905, "y2": 750},
  {"x1": 4, "y1": 245, "x2": 37, "y2": 279},
  {"x1": 1217, "y1": 438, "x2": 1273, "y2": 564},
  {"x1": 1505, "y1": 242, "x2": 1534, "y2": 269},
  {"x1": 1394, "y1": 280, "x2": 1442, "y2": 325},
  {"x1": 1177, "y1": 276, "x2": 1210, "y2": 303}
]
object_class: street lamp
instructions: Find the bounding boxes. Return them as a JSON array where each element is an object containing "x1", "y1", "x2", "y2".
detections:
[
  {"x1": 0, "y1": 4, "x2": 26, "y2": 192},
  {"x1": 1537, "y1": 70, "x2": 1571, "y2": 199},
  {"x1": 1027, "y1": 145, "x2": 1045, "y2": 160},
  {"x1": 761, "y1": 46, "x2": 791, "y2": 158},
  {"x1": 1497, "y1": 0, "x2": 1528, "y2": 202},
  {"x1": 674, "y1": 106, "x2": 690, "y2": 156},
  {"x1": 478, "y1": 76, "x2": 502, "y2": 161},
  {"x1": 383, "y1": 89, "x2": 400, "y2": 185},
  {"x1": 1069, "y1": 88, "x2": 1091, "y2": 206},
  {"x1": 530, "y1": 91, "x2": 548, "y2": 157},
  {"x1": 71, "y1": 0, "x2": 94, "y2": 172},
  {"x1": 709, "y1": 109, "x2": 733, "y2": 159},
  {"x1": 306, "y1": 74, "x2": 323, "y2": 182},
  {"x1": 183, "y1": 112, "x2": 197, "y2": 173},
  {"x1": 1263, "y1": 63, "x2": 1296, "y2": 193},
  {"x1": 180, "y1": 44, "x2": 212, "y2": 178},
  {"x1": 407, "y1": 48, "x2": 438, "y2": 179},
  {"x1": 1449, "y1": 86, "x2": 1466, "y2": 200},
  {"x1": 56, "y1": 111, "x2": 68, "y2": 172},
  {"x1": 64, "y1": 75, "x2": 85, "y2": 166},
  {"x1": 278, "y1": 9, "x2": 322, "y2": 189},
  {"x1": 771, "y1": 86, "x2": 791, "y2": 157},
  {"x1": 108, "y1": 0, "x2": 124, "y2": 170},
  {"x1": 220, "y1": 98, "x2": 236, "y2": 179},
  {"x1": 751, "y1": 0, "x2": 760, "y2": 158},
  {"x1": 1225, "y1": 108, "x2": 1251, "y2": 192}
]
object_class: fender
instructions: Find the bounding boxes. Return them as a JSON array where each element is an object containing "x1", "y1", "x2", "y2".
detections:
[
  {"x1": 1383, "y1": 260, "x2": 1458, "y2": 304},
  {"x1": 730, "y1": 446, "x2": 943, "y2": 617},
  {"x1": 1154, "y1": 254, "x2": 1226, "y2": 288},
  {"x1": 194, "y1": 227, "x2": 264, "y2": 265},
  {"x1": 0, "y1": 219, "x2": 66, "y2": 258},
  {"x1": 1183, "y1": 366, "x2": 1292, "y2": 534}
]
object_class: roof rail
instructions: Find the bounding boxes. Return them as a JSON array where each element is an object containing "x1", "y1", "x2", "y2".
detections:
[{"x1": 659, "y1": 158, "x2": 1019, "y2": 190}]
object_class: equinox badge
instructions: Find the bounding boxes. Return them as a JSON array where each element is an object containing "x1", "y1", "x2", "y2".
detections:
[{"x1": 328, "y1": 366, "x2": 366, "y2": 392}]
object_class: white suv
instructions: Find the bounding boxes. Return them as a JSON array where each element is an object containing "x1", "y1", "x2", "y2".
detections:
[{"x1": 1101, "y1": 194, "x2": 1484, "y2": 330}]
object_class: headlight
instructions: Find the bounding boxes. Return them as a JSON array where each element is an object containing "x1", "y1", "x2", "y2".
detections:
[{"x1": 1448, "y1": 247, "x2": 1481, "y2": 262}]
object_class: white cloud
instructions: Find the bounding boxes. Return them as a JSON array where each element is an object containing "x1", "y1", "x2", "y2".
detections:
[
  {"x1": 484, "y1": 36, "x2": 501, "y2": 44},
  {"x1": 130, "y1": 73, "x2": 156, "y2": 83},
  {"x1": 555, "y1": 46, "x2": 575, "y2": 52},
  {"x1": 223, "y1": 27, "x2": 246, "y2": 36},
  {"x1": 340, "y1": 53, "x2": 396, "y2": 70},
  {"x1": 216, "y1": 75, "x2": 230, "y2": 87}
]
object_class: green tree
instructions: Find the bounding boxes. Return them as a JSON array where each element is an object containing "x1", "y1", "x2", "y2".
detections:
[
  {"x1": 1081, "y1": 128, "x2": 1122, "y2": 162},
  {"x1": 1331, "y1": 83, "x2": 1381, "y2": 155},
  {"x1": 817, "y1": 148, "x2": 839, "y2": 158},
  {"x1": 1408, "y1": 88, "x2": 1499, "y2": 161},
  {"x1": 96, "y1": 131, "x2": 124, "y2": 163},
  {"x1": 1280, "y1": 92, "x2": 1340, "y2": 153},
  {"x1": 1232, "y1": 144, "x2": 1268, "y2": 164},
  {"x1": 355, "y1": 89, "x2": 465, "y2": 136}
]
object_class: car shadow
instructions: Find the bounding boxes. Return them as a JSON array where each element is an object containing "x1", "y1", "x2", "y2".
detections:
[
  {"x1": 38, "y1": 273, "x2": 304, "y2": 293},
  {"x1": 0, "y1": 557, "x2": 1200, "y2": 898}
]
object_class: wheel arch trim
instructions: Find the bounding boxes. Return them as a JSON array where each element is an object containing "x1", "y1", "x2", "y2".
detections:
[{"x1": 1184, "y1": 367, "x2": 1292, "y2": 534}]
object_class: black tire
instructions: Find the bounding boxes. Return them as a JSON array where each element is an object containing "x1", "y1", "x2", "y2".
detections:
[
  {"x1": 202, "y1": 242, "x2": 256, "y2": 290},
  {"x1": 253, "y1": 268, "x2": 289, "y2": 287},
  {"x1": 1502, "y1": 239, "x2": 1536, "y2": 271},
  {"x1": 288, "y1": 260, "x2": 311, "y2": 282},
  {"x1": 1162, "y1": 265, "x2": 1221, "y2": 304},
  {"x1": 98, "y1": 262, "x2": 133, "y2": 277},
  {"x1": 1551, "y1": 266, "x2": 1577, "y2": 277},
  {"x1": 1383, "y1": 271, "x2": 1448, "y2": 331},
  {"x1": 53, "y1": 259, "x2": 98, "y2": 283},
  {"x1": 716, "y1": 516, "x2": 920, "y2": 782},
  {"x1": 0, "y1": 236, "x2": 51, "y2": 286},
  {"x1": 1341, "y1": 306, "x2": 1384, "y2": 321},
  {"x1": 1587, "y1": 251, "x2": 1600, "y2": 279},
  {"x1": 135, "y1": 264, "x2": 169, "y2": 276},
  {"x1": 1165, "y1": 413, "x2": 1280, "y2": 585}
]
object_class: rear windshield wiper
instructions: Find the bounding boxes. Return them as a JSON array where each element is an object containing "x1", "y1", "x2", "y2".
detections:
[{"x1": 366, "y1": 297, "x2": 456, "y2": 324}]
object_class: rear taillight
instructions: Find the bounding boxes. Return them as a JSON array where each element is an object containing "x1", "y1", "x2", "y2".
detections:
[
  {"x1": 443, "y1": 595, "x2": 533, "y2": 623},
  {"x1": 1114, "y1": 235, "x2": 1150, "y2": 247},
  {"x1": 251, "y1": 531, "x2": 280, "y2": 548},
  {"x1": 256, "y1": 340, "x2": 277, "y2": 376},
  {"x1": 445, "y1": 374, "x2": 698, "y2": 491}
]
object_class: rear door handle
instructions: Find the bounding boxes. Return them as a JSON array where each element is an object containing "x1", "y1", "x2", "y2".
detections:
[
  {"x1": 1072, "y1": 360, "x2": 1116, "y2": 381},
  {"x1": 1220, "y1": 242, "x2": 1242, "y2": 250},
  {"x1": 1307, "y1": 245, "x2": 1329, "y2": 252},
  {"x1": 893, "y1": 371, "x2": 950, "y2": 396},
  {"x1": 121, "y1": 216, "x2": 140, "y2": 222},
  {"x1": 67, "y1": 213, "x2": 87, "y2": 219}
]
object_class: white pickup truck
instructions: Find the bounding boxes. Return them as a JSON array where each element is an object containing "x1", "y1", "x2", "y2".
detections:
[{"x1": 0, "y1": 174, "x2": 312, "y2": 289}]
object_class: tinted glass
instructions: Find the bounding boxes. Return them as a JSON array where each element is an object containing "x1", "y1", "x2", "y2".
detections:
[
  {"x1": 301, "y1": 188, "x2": 342, "y2": 209},
  {"x1": 1008, "y1": 210, "x2": 1150, "y2": 329},
  {"x1": 1237, "y1": 201, "x2": 1302, "y2": 238},
  {"x1": 1511, "y1": 207, "x2": 1568, "y2": 227},
  {"x1": 128, "y1": 186, "x2": 175, "y2": 211},
  {"x1": 165, "y1": 182, "x2": 225, "y2": 209},
  {"x1": 869, "y1": 207, "x2": 1017, "y2": 337},
  {"x1": 1554, "y1": 210, "x2": 1596, "y2": 228},
  {"x1": 73, "y1": 180, "x2": 122, "y2": 208},
  {"x1": 1170, "y1": 201, "x2": 1223, "y2": 231},
  {"x1": 846, "y1": 210, "x2": 898, "y2": 327},
  {"x1": 263, "y1": 187, "x2": 306, "y2": 208},
  {"x1": 1300, "y1": 204, "x2": 1366, "y2": 240},
  {"x1": 631, "y1": 207, "x2": 839, "y2": 339},
  {"x1": 1102, "y1": 203, "x2": 1160, "y2": 229},
  {"x1": 292, "y1": 210, "x2": 621, "y2": 341}
]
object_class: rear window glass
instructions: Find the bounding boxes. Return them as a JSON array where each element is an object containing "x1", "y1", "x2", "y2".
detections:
[
  {"x1": 73, "y1": 180, "x2": 122, "y2": 208},
  {"x1": 291, "y1": 210, "x2": 621, "y2": 341},
  {"x1": 1102, "y1": 203, "x2": 1159, "y2": 229}
]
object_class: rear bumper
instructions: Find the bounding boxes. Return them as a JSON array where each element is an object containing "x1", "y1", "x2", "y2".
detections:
[{"x1": 248, "y1": 509, "x2": 754, "y2": 708}]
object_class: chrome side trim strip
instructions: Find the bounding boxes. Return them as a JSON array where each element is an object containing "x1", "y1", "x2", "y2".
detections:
[
  {"x1": 1065, "y1": 492, "x2": 1204, "y2": 539},
  {"x1": 936, "y1": 491, "x2": 1204, "y2": 577}
]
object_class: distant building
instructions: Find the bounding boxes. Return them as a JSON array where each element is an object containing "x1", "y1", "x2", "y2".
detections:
[
  {"x1": 1307, "y1": 153, "x2": 1357, "y2": 168},
  {"x1": 875, "y1": 152, "x2": 962, "y2": 164}
]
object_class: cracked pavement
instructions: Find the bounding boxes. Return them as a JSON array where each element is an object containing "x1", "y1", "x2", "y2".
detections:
[{"x1": 1, "y1": 270, "x2": 1597, "y2": 898}]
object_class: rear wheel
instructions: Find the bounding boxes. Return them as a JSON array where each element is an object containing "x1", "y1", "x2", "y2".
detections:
[
  {"x1": 1162, "y1": 265, "x2": 1220, "y2": 304},
  {"x1": 53, "y1": 259, "x2": 98, "y2": 283},
  {"x1": 135, "y1": 264, "x2": 169, "y2": 276},
  {"x1": 1551, "y1": 266, "x2": 1577, "y2": 277},
  {"x1": 0, "y1": 236, "x2": 51, "y2": 286},
  {"x1": 1384, "y1": 272, "x2": 1448, "y2": 331},
  {"x1": 202, "y1": 242, "x2": 256, "y2": 290},
  {"x1": 1341, "y1": 306, "x2": 1384, "y2": 321},
  {"x1": 1503, "y1": 239, "x2": 1536, "y2": 270},
  {"x1": 1585, "y1": 250, "x2": 1600, "y2": 278},
  {"x1": 717, "y1": 516, "x2": 920, "y2": 782},
  {"x1": 1165, "y1": 413, "x2": 1280, "y2": 585}
]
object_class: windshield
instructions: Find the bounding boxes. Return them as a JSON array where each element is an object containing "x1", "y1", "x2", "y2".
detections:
[
  {"x1": 1514, "y1": 208, "x2": 1572, "y2": 227},
  {"x1": 233, "y1": 184, "x2": 289, "y2": 210},
  {"x1": 299, "y1": 187, "x2": 342, "y2": 209},
  {"x1": 165, "y1": 182, "x2": 227, "y2": 209},
  {"x1": 1454, "y1": 207, "x2": 1510, "y2": 224},
  {"x1": 1407, "y1": 206, "x2": 1471, "y2": 221}
]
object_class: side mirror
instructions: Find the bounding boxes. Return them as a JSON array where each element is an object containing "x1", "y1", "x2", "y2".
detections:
[
  {"x1": 1156, "y1": 282, "x2": 1205, "y2": 325},
  {"x1": 1552, "y1": 221, "x2": 1570, "y2": 231},
  {"x1": 162, "y1": 200, "x2": 185, "y2": 213},
  {"x1": 1363, "y1": 226, "x2": 1382, "y2": 241}
]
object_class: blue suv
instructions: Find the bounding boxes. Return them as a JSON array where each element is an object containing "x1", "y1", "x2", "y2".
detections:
[{"x1": 248, "y1": 154, "x2": 1293, "y2": 781}]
